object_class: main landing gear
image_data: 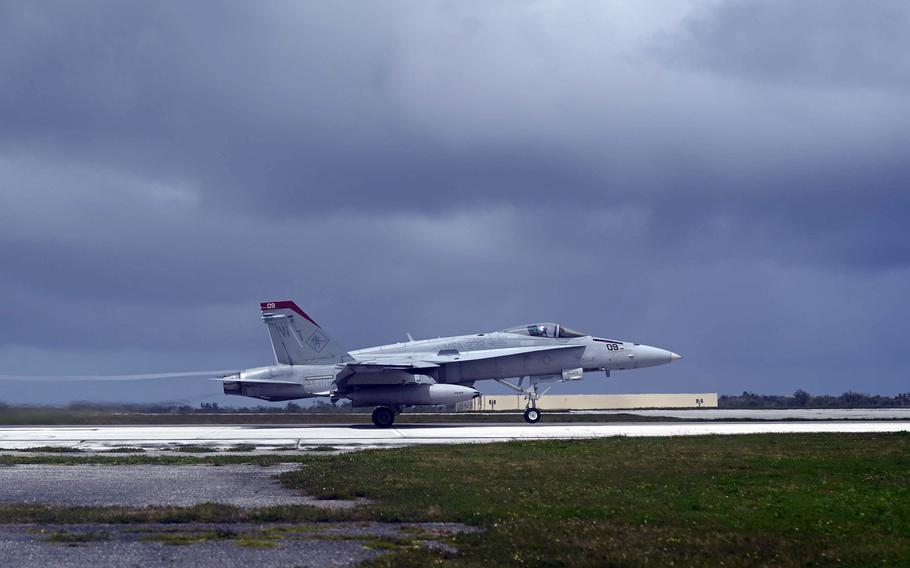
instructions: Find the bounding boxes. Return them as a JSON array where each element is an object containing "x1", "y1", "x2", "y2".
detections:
[
  {"x1": 371, "y1": 406, "x2": 397, "y2": 428},
  {"x1": 523, "y1": 407, "x2": 541, "y2": 424}
]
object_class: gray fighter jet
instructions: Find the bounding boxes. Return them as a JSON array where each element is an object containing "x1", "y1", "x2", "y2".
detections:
[{"x1": 221, "y1": 301, "x2": 681, "y2": 427}]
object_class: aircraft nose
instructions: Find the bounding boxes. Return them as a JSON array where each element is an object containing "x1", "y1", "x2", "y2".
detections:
[{"x1": 631, "y1": 345, "x2": 680, "y2": 368}]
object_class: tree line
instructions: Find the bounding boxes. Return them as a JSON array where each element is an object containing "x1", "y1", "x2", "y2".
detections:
[{"x1": 720, "y1": 390, "x2": 910, "y2": 408}]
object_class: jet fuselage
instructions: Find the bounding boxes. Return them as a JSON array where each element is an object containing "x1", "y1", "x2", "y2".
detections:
[{"x1": 223, "y1": 318, "x2": 680, "y2": 405}]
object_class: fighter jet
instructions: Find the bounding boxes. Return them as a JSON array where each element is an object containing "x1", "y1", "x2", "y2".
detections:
[{"x1": 220, "y1": 301, "x2": 682, "y2": 427}]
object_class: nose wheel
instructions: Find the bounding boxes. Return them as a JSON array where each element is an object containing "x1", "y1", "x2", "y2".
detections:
[{"x1": 496, "y1": 377, "x2": 549, "y2": 424}]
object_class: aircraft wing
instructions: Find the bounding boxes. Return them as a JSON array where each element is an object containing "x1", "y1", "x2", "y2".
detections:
[
  {"x1": 333, "y1": 360, "x2": 435, "y2": 386},
  {"x1": 422, "y1": 344, "x2": 584, "y2": 364},
  {"x1": 354, "y1": 344, "x2": 582, "y2": 367},
  {"x1": 342, "y1": 360, "x2": 438, "y2": 371},
  {"x1": 337, "y1": 344, "x2": 584, "y2": 388}
]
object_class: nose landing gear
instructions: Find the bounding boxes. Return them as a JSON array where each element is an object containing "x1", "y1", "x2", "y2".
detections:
[{"x1": 496, "y1": 377, "x2": 549, "y2": 424}]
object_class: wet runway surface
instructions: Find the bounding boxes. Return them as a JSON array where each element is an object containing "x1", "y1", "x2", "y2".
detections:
[{"x1": 1, "y1": 416, "x2": 909, "y2": 451}]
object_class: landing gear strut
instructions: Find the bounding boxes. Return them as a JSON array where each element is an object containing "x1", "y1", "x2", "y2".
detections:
[
  {"x1": 371, "y1": 406, "x2": 396, "y2": 428},
  {"x1": 496, "y1": 377, "x2": 550, "y2": 425}
]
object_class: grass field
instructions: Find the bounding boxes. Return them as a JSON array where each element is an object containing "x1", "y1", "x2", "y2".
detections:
[
  {"x1": 1, "y1": 433, "x2": 907, "y2": 566},
  {"x1": 281, "y1": 433, "x2": 910, "y2": 567}
]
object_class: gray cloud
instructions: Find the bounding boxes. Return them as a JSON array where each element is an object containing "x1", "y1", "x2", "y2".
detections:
[
  {"x1": 657, "y1": 0, "x2": 910, "y2": 91},
  {"x1": 0, "y1": 1, "x2": 908, "y2": 403}
]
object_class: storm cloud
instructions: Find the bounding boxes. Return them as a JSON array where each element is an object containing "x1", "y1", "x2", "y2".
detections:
[{"x1": 0, "y1": 1, "x2": 907, "y2": 403}]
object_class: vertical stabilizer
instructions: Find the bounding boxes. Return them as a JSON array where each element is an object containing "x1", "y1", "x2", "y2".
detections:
[{"x1": 259, "y1": 301, "x2": 353, "y2": 365}]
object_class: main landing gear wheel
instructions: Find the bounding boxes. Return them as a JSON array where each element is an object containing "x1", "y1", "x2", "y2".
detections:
[
  {"x1": 372, "y1": 406, "x2": 396, "y2": 428},
  {"x1": 523, "y1": 407, "x2": 541, "y2": 424}
]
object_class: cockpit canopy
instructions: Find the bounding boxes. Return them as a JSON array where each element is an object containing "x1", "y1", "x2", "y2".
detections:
[{"x1": 501, "y1": 323, "x2": 587, "y2": 339}]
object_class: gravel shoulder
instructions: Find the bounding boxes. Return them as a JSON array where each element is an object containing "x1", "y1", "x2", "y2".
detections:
[
  {"x1": 0, "y1": 522, "x2": 476, "y2": 568},
  {"x1": 0, "y1": 464, "x2": 358, "y2": 508}
]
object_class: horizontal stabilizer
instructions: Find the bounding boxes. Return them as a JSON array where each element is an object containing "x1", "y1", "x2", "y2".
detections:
[{"x1": 210, "y1": 378, "x2": 300, "y2": 386}]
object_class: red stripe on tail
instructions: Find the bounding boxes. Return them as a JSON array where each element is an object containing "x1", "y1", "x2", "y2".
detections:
[{"x1": 259, "y1": 301, "x2": 320, "y2": 328}]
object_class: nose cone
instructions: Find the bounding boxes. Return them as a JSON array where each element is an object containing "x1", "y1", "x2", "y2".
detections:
[{"x1": 632, "y1": 345, "x2": 682, "y2": 368}]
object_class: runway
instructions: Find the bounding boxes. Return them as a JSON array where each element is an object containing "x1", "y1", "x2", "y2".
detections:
[
  {"x1": 2, "y1": 420, "x2": 909, "y2": 451},
  {"x1": 576, "y1": 408, "x2": 910, "y2": 420}
]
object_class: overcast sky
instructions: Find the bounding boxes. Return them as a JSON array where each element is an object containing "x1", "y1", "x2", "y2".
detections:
[{"x1": 1, "y1": 1, "x2": 908, "y2": 405}]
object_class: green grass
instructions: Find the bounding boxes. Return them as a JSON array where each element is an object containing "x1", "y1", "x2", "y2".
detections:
[
  {"x1": 139, "y1": 527, "x2": 240, "y2": 546},
  {"x1": 0, "y1": 503, "x2": 353, "y2": 524},
  {"x1": 42, "y1": 530, "x2": 110, "y2": 544},
  {"x1": 1, "y1": 434, "x2": 907, "y2": 565},
  {"x1": 280, "y1": 433, "x2": 910, "y2": 566},
  {"x1": 12, "y1": 446, "x2": 84, "y2": 453},
  {"x1": 170, "y1": 445, "x2": 218, "y2": 453}
]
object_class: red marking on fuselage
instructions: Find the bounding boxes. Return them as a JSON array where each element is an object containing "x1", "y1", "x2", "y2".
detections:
[{"x1": 259, "y1": 301, "x2": 320, "y2": 328}]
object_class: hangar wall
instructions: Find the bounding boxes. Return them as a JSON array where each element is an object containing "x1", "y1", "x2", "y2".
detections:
[{"x1": 459, "y1": 393, "x2": 718, "y2": 411}]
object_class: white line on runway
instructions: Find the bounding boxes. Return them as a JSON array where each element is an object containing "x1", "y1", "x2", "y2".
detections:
[{"x1": 0, "y1": 422, "x2": 908, "y2": 451}]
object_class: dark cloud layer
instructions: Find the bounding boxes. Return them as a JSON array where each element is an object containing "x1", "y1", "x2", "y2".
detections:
[{"x1": 1, "y1": 1, "x2": 908, "y2": 404}]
